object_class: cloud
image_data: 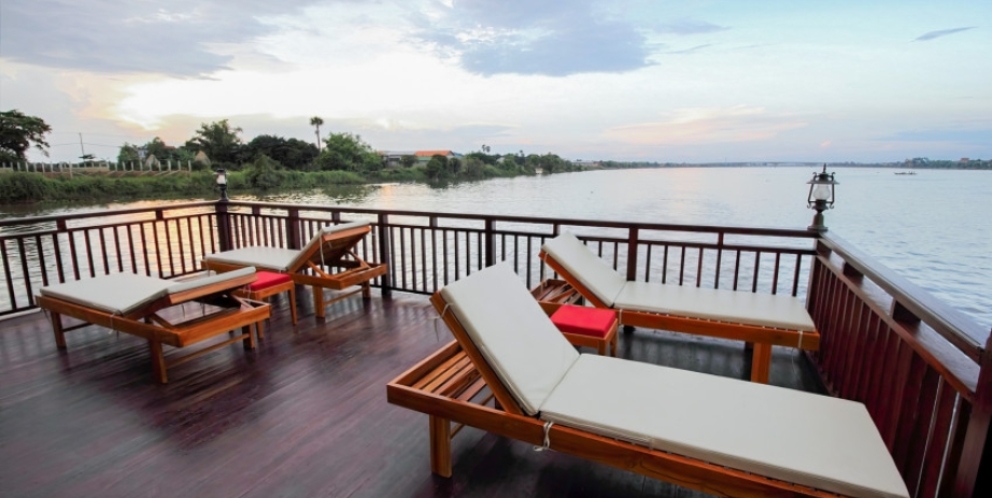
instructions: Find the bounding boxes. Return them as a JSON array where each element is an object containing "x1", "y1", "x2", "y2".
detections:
[
  {"x1": 603, "y1": 106, "x2": 807, "y2": 145},
  {"x1": 0, "y1": 0, "x2": 315, "y2": 76},
  {"x1": 913, "y1": 27, "x2": 976, "y2": 41},
  {"x1": 412, "y1": 0, "x2": 652, "y2": 76},
  {"x1": 667, "y1": 44, "x2": 712, "y2": 55},
  {"x1": 657, "y1": 20, "x2": 729, "y2": 36},
  {"x1": 884, "y1": 129, "x2": 991, "y2": 143}
]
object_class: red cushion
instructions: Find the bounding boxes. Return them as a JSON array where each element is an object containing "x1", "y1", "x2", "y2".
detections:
[
  {"x1": 550, "y1": 305, "x2": 616, "y2": 339},
  {"x1": 247, "y1": 271, "x2": 292, "y2": 291}
]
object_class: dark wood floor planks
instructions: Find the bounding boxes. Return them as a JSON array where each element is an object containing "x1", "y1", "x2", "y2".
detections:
[{"x1": 0, "y1": 289, "x2": 824, "y2": 498}]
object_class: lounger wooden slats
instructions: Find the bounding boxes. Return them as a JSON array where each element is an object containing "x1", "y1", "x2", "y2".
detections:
[
  {"x1": 37, "y1": 289, "x2": 269, "y2": 384},
  {"x1": 388, "y1": 339, "x2": 841, "y2": 497},
  {"x1": 529, "y1": 278, "x2": 581, "y2": 315},
  {"x1": 539, "y1": 252, "x2": 820, "y2": 383}
]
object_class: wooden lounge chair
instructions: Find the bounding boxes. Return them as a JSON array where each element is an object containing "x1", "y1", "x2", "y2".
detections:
[
  {"x1": 36, "y1": 267, "x2": 270, "y2": 383},
  {"x1": 202, "y1": 221, "x2": 387, "y2": 320},
  {"x1": 387, "y1": 264, "x2": 909, "y2": 498},
  {"x1": 539, "y1": 232, "x2": 820, "y2": 383}
]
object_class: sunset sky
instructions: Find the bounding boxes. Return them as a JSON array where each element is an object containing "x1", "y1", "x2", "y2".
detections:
[{"x1": 1, "y1": 0, "x2": 989, "y2": 163}]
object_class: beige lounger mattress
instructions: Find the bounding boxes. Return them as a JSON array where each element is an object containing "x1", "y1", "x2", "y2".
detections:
[
  {"x1": 540, "y1": 354, "x2": 908, "y2": 498},
  {"x1": 204, "y1": 221, "x2": 371, "y2": 272},
  {"x1": 39, "y1": 267, "x2": 256, "y2": 316},
  {"x1": 543, "y1": 233, "x2": 815, "y2": 331},
  {"x1": 614, "y1": 281, "x2": 816, "y2": 331}
]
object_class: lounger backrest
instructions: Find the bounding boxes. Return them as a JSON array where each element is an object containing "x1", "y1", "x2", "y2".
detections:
[
  {"x1": 541, "y1": 233, "x2": 626, "y2": 307},
  {"x1": 167, "y1": 267, "x2": 256, "y2": 295},
  {"x1": 290, "y1": 221, "x2": 370, "y2": 270},
  {"x1": 439, "y1": 263, "x2": 579, "y2": 416}
]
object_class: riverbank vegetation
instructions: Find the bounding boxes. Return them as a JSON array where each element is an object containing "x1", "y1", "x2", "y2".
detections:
[{"x1": 1, "y1": 111, "x2": 583, "y2": 204}]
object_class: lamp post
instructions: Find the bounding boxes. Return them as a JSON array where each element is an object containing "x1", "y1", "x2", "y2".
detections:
[
  {"x1": 215, "y1": 168, "x2": 229, "y2": 202},
  {"x1": 806, "y1": 164, "x2": 837, "y2": 232}
]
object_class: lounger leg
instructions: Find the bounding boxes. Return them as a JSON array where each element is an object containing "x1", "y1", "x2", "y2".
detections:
[
  {"x1": 429, "y1": 415, "x2": 453, "y2": 477},
  {"x1": 313, "y1": 286, "x2": 325, "y2": 320},
  {"x1": 289, "y1": 286, "x2": 298, "y2": 325},
  {"x1": 611, "y1": 335, "x2": 618, "y2": 357},
  {"x1": 750, "y1": 343, "x2": 772, "y2": 383},
  {"x1": 51, "y1": 311, "x2": 67, "y2": 349},
  {"x1": 243, "y1": 325, "x2": 256, "y2": 350},
  {"x1": 149, "y1": 341, "x2": 168, "y2": 384},
  {"x1": 362, "y1": 282, "x2": 371, "y2": 300}
]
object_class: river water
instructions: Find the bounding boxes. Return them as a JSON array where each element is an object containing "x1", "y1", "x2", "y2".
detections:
[{"x1": 2, "y1": 167, "x2": 989, "y2": 329}]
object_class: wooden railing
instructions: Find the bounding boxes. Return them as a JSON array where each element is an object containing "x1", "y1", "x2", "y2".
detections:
[
  {"x1": 808, "y1": 234, "x2": 990, "y2": 497},
  {"x1": 0, "y1": 199, "x2": 988, "y2": 497}
]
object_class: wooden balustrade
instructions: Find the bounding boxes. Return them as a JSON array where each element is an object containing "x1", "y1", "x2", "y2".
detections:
[{"x1": 0, "y1": 199, "x2": 988, "y2": 496}]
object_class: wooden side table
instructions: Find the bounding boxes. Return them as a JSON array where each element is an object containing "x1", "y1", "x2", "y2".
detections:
[
  {"x1": 234, "y1": 271, "x2": 297, "y2": 338},
  {"x1": 550, "y1": 305, "x2": 618, "y2": 356}
]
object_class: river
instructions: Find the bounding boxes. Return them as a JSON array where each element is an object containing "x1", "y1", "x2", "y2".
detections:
[{"x1": 2, "y1": 166, "x2": 989, "y2": 329}]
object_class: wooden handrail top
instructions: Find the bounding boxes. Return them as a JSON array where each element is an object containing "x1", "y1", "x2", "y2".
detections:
[
  {"x1": 224, "y1": 200, "x2": 820, "y2": 238},
  {"x1": 0, "y1": 200, "x2": 216, "y2": 228},
  {"x1": 820, "y1": 232, "x2": 986, "y2": 358}
]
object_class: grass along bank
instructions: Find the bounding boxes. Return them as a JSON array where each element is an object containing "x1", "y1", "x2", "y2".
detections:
[{"x1": 0, "y1": 156, "x2": 538, "y2": 205}]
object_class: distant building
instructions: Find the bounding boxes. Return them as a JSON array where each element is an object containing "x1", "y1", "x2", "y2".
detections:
[
  {"x1": 378, "y1": 150, "x2": 417, "y2": 168},
  {"x1": 574, "y1": 160, "x2": 603, "y2": 169},
  {"x1": 414, "y1": 150, "x2": 462, "y2": 164}
]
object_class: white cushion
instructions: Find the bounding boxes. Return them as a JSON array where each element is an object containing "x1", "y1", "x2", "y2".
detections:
[
  {"x1": 40, "y1": 274, "x2": 172, "y2": 316},
  {"x1": 439, "y1": 264, "x2": 579, "y2": 416},
  {"x1": 204, "y1": 246, "x2": 300, "y2": 272},
  {"x1": 540, "y1": 355, "x2": 909, "y2": 498},
  {"x1": 541, "y1": 233, "x2": 626, "y2": 306},
  {"x1": 614, "y1": 281, "x2": 817, "y2": 332},
  {"x1": 167, "y1": 267, "x2": 256, "y2": 295}
]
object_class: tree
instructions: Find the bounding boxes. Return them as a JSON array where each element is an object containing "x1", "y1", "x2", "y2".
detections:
[
  {"x1": 461, "y1": 157, "x2": 487, "y2": 179},
  {"x1": 315, "y1": 132, "x2": 382, "y2": 173},
  {"x1": 244, "y1": 154, "x2": 282, "y2": 190},
  {"x1": 117, "y1": 137, "x2": 186, "y2": 167},
  {"x1": 0, "y1": 110, "x2": 52, "y2": 162},
  {"x1": 184, "y1": 119, "x2": 244, "y2": 166},
  {"x1": 425, "y1": 154, "x2": 449, "y2": 181},
  {"x1": 244, "y1": 135, "x2": 318, "y2": 170},
  {"x1": 310, "y1": 116, "x2": 324, "y2": 151},
  {"x1": 400, "y1": 155, "x2": 417, "y2": 168}
]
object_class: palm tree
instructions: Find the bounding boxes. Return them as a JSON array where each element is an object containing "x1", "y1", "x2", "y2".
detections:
[{"x1": 310, "y1": 116, "x2": 324, "y2": 150}]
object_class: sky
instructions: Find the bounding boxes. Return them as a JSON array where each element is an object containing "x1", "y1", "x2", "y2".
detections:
[{"x1": 1, "y1": 0, "x2": 989, "y2": 163}]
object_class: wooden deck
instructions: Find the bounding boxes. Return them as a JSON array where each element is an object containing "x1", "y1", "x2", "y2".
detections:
[{"x1": 1, "y1": 290, "x2": 825, "y2": 498}]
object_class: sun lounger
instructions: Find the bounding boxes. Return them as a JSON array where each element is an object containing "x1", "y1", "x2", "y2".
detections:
[
  {"x1": 202, "y1": 221, "x2": 387, "y2": 320},
  {"x1": 387, "y1": 264, "x2": 908, "y2": 498},
  {"x1": 36, "y1": 267, "x2": 270, "y2": 383},
  {"x1": 539, "y1": 232, "x2": 819, "y2": 383}
]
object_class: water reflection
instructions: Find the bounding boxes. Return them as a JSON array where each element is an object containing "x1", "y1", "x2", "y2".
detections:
[{"x1": 1, "y1": 168, "x2": 989, "y2": 328}]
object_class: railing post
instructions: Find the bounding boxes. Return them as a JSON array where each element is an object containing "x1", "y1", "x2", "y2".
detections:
[
  {"x1": 216, "y1": 201, "x2": 233, "y2": 252},
  {"x1": 954, "y1": 331, "x2": 992, "y2": 497},
  {"x1": 625, "y1": 226, "x2": 639, "y2": 282},
  {"x1": 286, "y1": 208, "x2": 301, "y2": 250},
  {"x1": 377, "y1": 213, "x2": 392, "y2": 298},
  {"x1": 484, "y1": 219, "x2": 495, "y2": 267}
]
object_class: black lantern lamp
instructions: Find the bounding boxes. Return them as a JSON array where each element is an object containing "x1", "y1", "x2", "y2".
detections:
[
  {"x1": 806, "y1": 164, "x2": 837, "y2": 232},
  {"x1": 215, "y1": 168, "x2": 229, "y2": 202}
]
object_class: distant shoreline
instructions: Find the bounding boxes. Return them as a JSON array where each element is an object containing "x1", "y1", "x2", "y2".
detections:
[{"x1": 595, "y1": 161, "x2": 990, "y2": 171}]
